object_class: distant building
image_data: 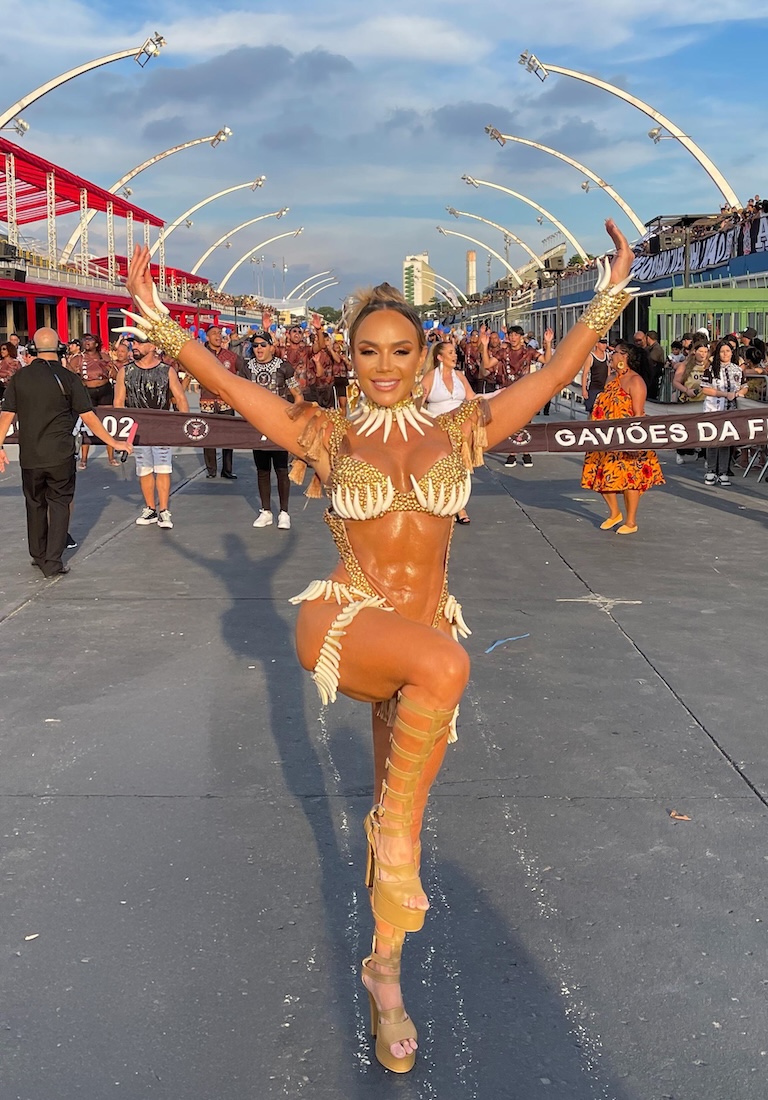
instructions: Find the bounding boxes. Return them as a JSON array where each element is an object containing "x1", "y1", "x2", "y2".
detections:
[
  {"x1": 466, "y1": 250, "x2": 477, "y2": 296},
  {"x1": 402, "y1": 252, "x2": 436, "y2": 306}
]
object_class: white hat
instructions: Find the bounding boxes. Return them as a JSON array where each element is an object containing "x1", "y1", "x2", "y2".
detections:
[{"x1": 695, "y1": 327, "x2": 710, "y2": 336}]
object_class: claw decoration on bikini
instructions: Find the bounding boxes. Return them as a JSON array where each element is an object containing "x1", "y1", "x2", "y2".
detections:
[
  {"x1": 579, "y1": 255, "x2": 639, "y2": 337},
  {"x1": 117, "y1": 285, "x2": 191, "y2": 360}
]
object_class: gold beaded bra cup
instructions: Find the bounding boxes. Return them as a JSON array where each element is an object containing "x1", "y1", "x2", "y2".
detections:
[{"x1": 330, "y1": 398, "x2": 472, "y2": 520}]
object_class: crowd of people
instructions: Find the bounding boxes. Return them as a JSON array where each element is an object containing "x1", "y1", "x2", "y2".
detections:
[
  {"x1": 2, "y1": 312, "x2": 766, "y2": 566},
  {"x1": 1, "y1": 219, "x2": 766, "y2": 1072}
]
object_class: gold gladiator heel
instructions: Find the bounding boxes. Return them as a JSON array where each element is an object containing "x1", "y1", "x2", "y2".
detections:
[
  {"x1": 365, "y1": 696, "x2": 454, "y2": 932},
  {"x1": 361, "y1": 932, "x2": 417, "y2": 1074}
]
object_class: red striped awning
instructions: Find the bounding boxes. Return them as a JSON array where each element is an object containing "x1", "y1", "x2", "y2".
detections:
[{"x1": 0, "y1": 138, "x2": 164, "y2": 227}]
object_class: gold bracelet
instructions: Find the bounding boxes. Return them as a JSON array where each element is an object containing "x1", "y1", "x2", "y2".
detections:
[
  {"x1": 579, "y1": 288, "x2": 634, "y2": 336},
  {"x1": 143, "y1": 315, "x2": 192, "y2": 359}
]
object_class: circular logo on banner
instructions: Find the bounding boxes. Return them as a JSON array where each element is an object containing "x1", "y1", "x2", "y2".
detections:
[
  {"x1": 510, "y1": 429, "x2": 532, "y2": 446},
  {"x1": 183, "y1": 417, "x2": 210, "y2": 441}
]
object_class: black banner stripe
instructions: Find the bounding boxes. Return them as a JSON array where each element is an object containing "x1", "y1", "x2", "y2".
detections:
[{"x1": 5, "y1": 406, "x2": 767, "y2": 454}]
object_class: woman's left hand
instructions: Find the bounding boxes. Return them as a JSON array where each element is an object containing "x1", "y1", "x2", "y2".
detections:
[{"x1": 604, "y1": 219, "x2": 634, "y2": 286}]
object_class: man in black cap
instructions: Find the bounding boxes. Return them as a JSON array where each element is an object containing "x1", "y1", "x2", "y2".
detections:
[
  {"x1": 737, "y1": 326, "x2": 759, "y2": 362},
  {"x1": 0, "y1": 327, "x2": 132, "y2": 576},
  {"x1": 239, "y1": 330, "x2": 301, "y2": 529}
]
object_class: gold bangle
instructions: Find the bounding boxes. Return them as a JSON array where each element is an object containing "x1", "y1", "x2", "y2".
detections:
[
  {"x1": 143, "y1": 315, "x2": 192, "y2": 360},
  {"x1": 579, "y1": 288, "x2": 634, "y2": 336}
]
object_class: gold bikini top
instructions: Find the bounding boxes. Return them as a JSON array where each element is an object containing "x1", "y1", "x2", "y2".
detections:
[{"x1": 289, "y1": 400, "x2": 490, "y2": 521}]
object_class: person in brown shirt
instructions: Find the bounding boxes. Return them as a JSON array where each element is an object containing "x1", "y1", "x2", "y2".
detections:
[
  {"x1": 480, "y1": 326, "x2": 553, "y2": 467},
  {"x1": 281, "y1": 317, "x2": 324, "y2": 397},
  {"x1": 201, "y1": 325, "x2": 243, "y2": 478},
  {"x1": 66, "y1": 333, "x2": 117, "y2": 468}
]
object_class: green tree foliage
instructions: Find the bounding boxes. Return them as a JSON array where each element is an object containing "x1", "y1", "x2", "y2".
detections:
[{"x1": 314, "y1": 305, "x2": 342, "y2": 324}]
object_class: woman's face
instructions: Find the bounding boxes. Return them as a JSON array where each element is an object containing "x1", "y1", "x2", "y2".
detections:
[
  {"x1": 612, "y1": 348, "x2": 629, "y2": 371},
  {"x1": 694, "y1": 345, "x2": 709, "y2": 362},
  {"x1": 719, "y1": 343, "x2": 734, "y2": 364},
  {"x1": 353, "y1": 309, "x2": 426, "y2": 405},
  {"x1": 439, "y1": 344, "x2": 457, "y2": 370},
  {"x1": 0, "y1": 345, "x2": 8, "y2": 357}
]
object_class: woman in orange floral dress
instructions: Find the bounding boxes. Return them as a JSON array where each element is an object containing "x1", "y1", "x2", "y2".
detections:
[{"x1": 581, "y1": 341, "x2": 664, "y2": 534}]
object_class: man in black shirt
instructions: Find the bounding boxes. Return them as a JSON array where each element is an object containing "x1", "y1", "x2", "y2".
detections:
[
  {"x1": 239, "y1": 330, "x2": 301, "y2": 530},
  {"x1": 0, "y1": 327, "x2": 132, "y2": 576}
]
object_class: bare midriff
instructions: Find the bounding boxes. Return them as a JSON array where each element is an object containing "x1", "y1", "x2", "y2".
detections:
[{"x1": 335, "y1": 510, "x2": 452, "y2": 624}]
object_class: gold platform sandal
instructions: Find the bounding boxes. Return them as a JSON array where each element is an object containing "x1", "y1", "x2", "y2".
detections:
[
  {"x1": 361, "y1": 930, "x2": 417, "y2": 1073},
  {"x1": 364, "y1": 696, "x2": 454, "y2": 932}
]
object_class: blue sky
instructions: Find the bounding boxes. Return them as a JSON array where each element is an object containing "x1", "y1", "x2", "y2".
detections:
[{"x1": 5, "y1": 1, "x2": 768, "y2": 304}]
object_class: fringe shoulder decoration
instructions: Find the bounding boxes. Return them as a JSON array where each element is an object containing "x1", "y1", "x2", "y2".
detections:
[
  {"x1": 439, "y1": 399, "x2": 491, "y2": 472},
  {"x1": 286, "y1": 405, "x2": 346, "y2": 498}
]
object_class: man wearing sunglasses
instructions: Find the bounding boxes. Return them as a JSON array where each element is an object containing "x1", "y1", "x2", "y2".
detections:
[{"x1": 239, "y1": 330, "x2": 302, "y2": 529}]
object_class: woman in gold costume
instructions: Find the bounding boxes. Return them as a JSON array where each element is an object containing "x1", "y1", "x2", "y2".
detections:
[{"x1": 123, "y1": 221, "x2": 634, "y2": 1074}]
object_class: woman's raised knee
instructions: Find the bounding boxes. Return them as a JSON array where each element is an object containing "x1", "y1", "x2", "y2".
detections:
[{"x1": 411, "y1": 636, "x2": 469, "y2": 708}]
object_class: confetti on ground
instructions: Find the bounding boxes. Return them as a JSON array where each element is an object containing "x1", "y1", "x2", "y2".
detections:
[
  {"x1": 668, "y1": 810, "x2": 691, "y2": 821},
  {"x1": 24, "y1": 934, "x2": 40, "y2": 941},
  {"x1": 485, "y1": 633, "x2": 530, "y2": 654}
]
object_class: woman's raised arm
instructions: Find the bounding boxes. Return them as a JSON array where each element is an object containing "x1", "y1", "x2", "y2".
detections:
[
  {"x1": 483, "y1": 220, "x2": 636, "y2": 449},
  {"x1": 123, "y1": 245, "x2": 320, "y2": 453}
]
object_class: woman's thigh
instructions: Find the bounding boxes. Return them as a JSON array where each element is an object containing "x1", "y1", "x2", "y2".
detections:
[{"x1": 295, "y1": 600, "x2": 469, "y2": 706}]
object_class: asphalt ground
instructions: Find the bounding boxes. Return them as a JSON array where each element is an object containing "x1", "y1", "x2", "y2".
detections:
[{"x1": 2, "y1": 416, "x2": 768, "y2": 1100}]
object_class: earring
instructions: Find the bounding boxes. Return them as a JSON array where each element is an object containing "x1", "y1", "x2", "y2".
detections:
[{"x1": 411, "y1": 379, "x2": 424, "y2": 400}]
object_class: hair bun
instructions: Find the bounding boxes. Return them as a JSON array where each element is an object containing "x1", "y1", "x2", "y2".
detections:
[{"x1": 343, "y1": 283, "x2": 425, "y2": 351}]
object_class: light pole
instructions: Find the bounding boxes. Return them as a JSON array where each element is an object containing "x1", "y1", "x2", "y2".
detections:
[
  {"x1": 191, "y1": 208, "x2": 289, "y2": 275},
  {"x1": 60, "y1": 128, "x2": 233, "y2": 265},
  {"x1": 0, "y1": 34, "x2": 166, "y2": 132},
  {"x1": 461, "y1": 174, "x2": 588, "y2": 262},
  {"x1": 287, "y1": 271, "x2": 332, "y2": 299},
  {"x1": 431, "y1": 280, "x2": 462, "y2": 307},
  {"x1": 306, "y1": 280, "x2": 339, "y2": 305},
  {"x1": 436, "y1": 226, "x2": 523, "y2": 286},
  {"x1": 446, "y1": 206, "x2": 546, "y2": 270},
  {"x1": 149, "y1": 177, "x2": 267, "y2": 258},
  {"x1": 218, "y1": 229, "x2": 304, "y2": 293},
  {"x1": 297, "y1": 274, "x2": 337, "y2": 300},
  {"x1": 484, "y1": 126, "x2": 645, "y2": 235},
  {"x1": 299, "y1": 276, "x2": 338, "y2": 302},
  {"x1": 517, "y1": 52, "x2": 740, "y2": 209},
  {"x1": 150, "y1": 176, "x2": 266, "y2": 290},
  {"x1": 432, "y1": 272, "x2": 470, "y2": 305},
  {"x1": 0, "y1": 118, "x2": 28, "y2": 136}
]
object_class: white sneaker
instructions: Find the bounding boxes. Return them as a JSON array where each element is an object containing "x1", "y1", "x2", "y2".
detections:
[
  {"x1": 157, "y1": 509, "x2": 174, "y2": 529},
  {"x1": 718, "y1": 474, "x2": 731, "y2": 487},
  {"x1": 704, "y1": 473, "x2": 717, "y2": 486},
  {"x1": 253, "y1": 509, "x2": 273, "y2": 528},
  {"x1": 277, "y1": 511, "x2": 291, "y2": 530},
  {"x1": 136, "y1": 507, "x2": 158, "y2": 525},
  {"x1": 675, "y1": 454, "x2": 684, "y2": 465}
]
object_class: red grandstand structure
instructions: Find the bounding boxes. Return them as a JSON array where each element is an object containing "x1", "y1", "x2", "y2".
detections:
[{"x1": 0, "y1": 138, "x2": 218, "y2": 342}]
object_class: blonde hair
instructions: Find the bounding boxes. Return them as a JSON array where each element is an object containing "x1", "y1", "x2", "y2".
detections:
[{"x1": 345, "y1": 282, "x2": 425, "y2": 350}]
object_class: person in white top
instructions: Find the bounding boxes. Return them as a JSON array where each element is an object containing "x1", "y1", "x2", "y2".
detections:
[
  {"x1": 421, "y1": 340, "x2": 476, "y2": 524},
  {"x1": 699, "y1": 339, "x2": 748, "y2": 486}
]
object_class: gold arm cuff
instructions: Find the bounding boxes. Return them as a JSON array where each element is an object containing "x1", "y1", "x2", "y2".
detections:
[
  {"x1": 143, "y1": 316, "x2": 192, "y2": 359},
  {"x1": 579, "y1": 288, "x2": 634, "y2": 336}
]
